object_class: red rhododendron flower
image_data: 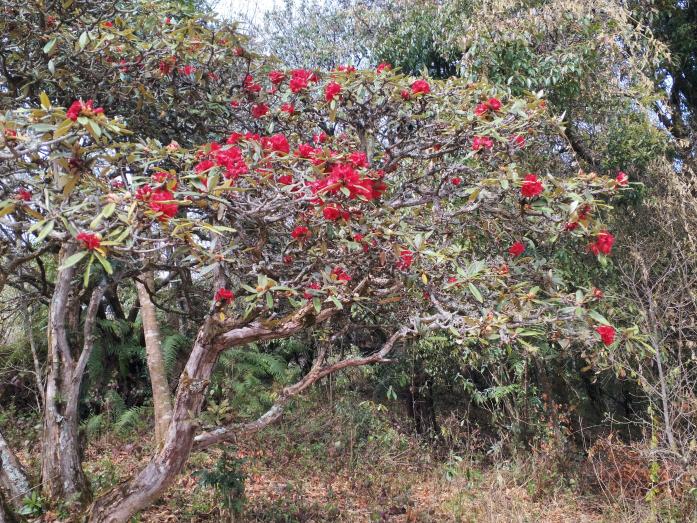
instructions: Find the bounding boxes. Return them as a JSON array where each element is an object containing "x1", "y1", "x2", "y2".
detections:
[
  {"x1": 150, "y1": 189, "x2": 178, "y2": 218},
  {"x1": 230, "y1": 100, "x2": 240, "y2": 108},
  {"x1": 66, "y1": 99, "x2": 104, "y2": 121},
  {"x1": 76, "y1": 232, "x2": 101, "y2": 251},
  {"x1": 281, "y1": 103, "x2": 295, "y2": 114},
  {"x1": 289, "y1": 69, "x2": 316, "y2": 93},
  {"x1": 311, "y1": 163, "x2": 379, "y2": 201},
  {"x1": 376, "y1": 63, "x2": 392, "y2": 74},
  {"x1": 268, "y1": 70, "x2": 285, "y2": 84},
  {"x1": 472, "y1": 135, "x2": 493, "y2": 151},
  {"x1": 508, "y1": 241, "x2": 525, "y2": 257},
  {"x1": 396, "y1": 249, "x2": 414, "y2": 270},
  {"x1": 348, "y1": 151, "x2": 369, "y2": 168},
  {"x1": 243, "y1": 74, "x2": 262, "y2": 93},
  {"x1": 589, "y1": 230, "x2": 615, "y2": 256},
  {"x1": 411, "y1": 79, "x2": 431, "y2": 95},
  {"x1": 4, "y1": 129, "x2": 17, "y2": 139},
  {"x1": 277, "y1": 174, "x2": 293, "y2": 185},
  {"x1": 578, "y1": 204, "x2": 591, "y2": 221},
  {"x1": 296, "y1": 143, "x2": 322, "y2": 159},
  {"x1": 474, "y1": 103, "x2": 488, "y2": 117},
  {"x1": 331, "y1": 267, "x2": 351, "y2": 282},
  {"x1": 261, "y1": 134, "x2": 290, "y2": 155},
  {"x1": 303, "y1": 282, "x2": 321, "y2": 299},
  {"x1": 521, "y1": 174, "x2": 544, "y2": 198},
  {"x1": 593, "y1": 287, "x2": 604, "y2": 300},
  {"x1": 283, "y1": 255, "x2": 293, "y2": 264},
  {"x1": 323, "y1": 204, "x2": 348, "y2": 221},
  {"x1": 15, "y1": 188, "x2": 32, "y2": 201},
  {"x1": 486, "y1": 97, "x2": 502, "y2": 111},
  {"x1": 135, "y1": 184, "x2": 153, "y2": 201},
  {"x1": 102, "y1": 21, "x2": 113, "y2": 27},
  {"x1": 595, "y1": 325, "x2": 616, "y2": 346},
  {"x1": 616, "y1": 171, "x2": 629, "y2": 186},
  {"x1": 251, "y1": 103, "x2": 269, "y2": 118},
  {"x1": 325, "y1": 82, "x2": 342, "y2": 102},
  {"x1": 510, "y1": 134, "x2": 526, "y2": 148},
  {"x1": 291, "y1": 226, "x2": 310, "y2": 239},
  {"x1": 214, "y1": 288, "x2": 235, "y2": 303},
  {"x1": 152, "y1": 171, "x2": 170, "y2": 183},
  {"x1": 565, "y1": 221, "x2": 579, "y2": 231},
  {"x1": 313, "y1": 132, "x2": 328, "y2": 144},
  {"x1": 179, "y1": 65, "x2": 196, "y2": 76},
  {"x1": 401, "y1": 90, "x2": 410, "y2": 100},
  {"x1": 336, "y1": 65, "x2": 356, "y2": 73},
  {"x1": 234, "y1": 46, "x2": 244, "y2": 56},
  {"x1": 451, "y1": 177, "x2": 462, "y2": 185}
]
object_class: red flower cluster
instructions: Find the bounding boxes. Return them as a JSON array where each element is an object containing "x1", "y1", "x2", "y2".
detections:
[
  {"x1": 336, "y1": 65, "x2": 356, "y2": 73},
  {"x1": 260, "y1": 134, "x2": 290, "y2": 155},
  {"x1": 179, "y1": 65, "x2": 196, "y2": 76},
  {"x1": 281, "y1": 103, "x2": 295, "y2": 114},
  {"x1": 251, "y1": 103, "x2": 269, "y2": 118},
  {"x1": 521, "y1": 174, "x2": 544, "y2": 198},
  {"x1": 376, "y1": 63, "x2": 392, "y2": 74},
  {"x1": 15, "y1": 188, "x2": 32, "y2": 201},
  {"x1": 589, "y1": 230, "x2": 615, "y2": 256},
  {"x1": 595, "y1": 325, "x2": 616, "y2": 346},
  {"x1": 269, "y1": 70, "x2": 285, "y2": 84},
  {"x1": 325, "y1": 81, "x2": 342, "y2": 102},
  {"x1": 196, "y1": 143, "x2": 249, "y2": 180},
  {"x1": 616, "y1": 171, "x2": 629, "y2": 186},
  {"x1": 451, "y1": 177, "x2": 462, "y2": 185},
  {"x1": 323, "y1": 203, "x2": 350, "y2": 221},
  {"x1": 411, "y1": 79, "x2": 431, "y2": 95},
  {"x1": 149, "y1": 189, "x2": 178, "y2": 218},
  {"x1": 331, "y1": 267, "x2": 351, "y2": 282},
  {"x1": 289, "y1": 69, "x2": 318, "y2": 93},
  {"x1": 76, "y1": 232, "x2": 101, "y2": 251},
  {"x1": 508, "y1": 241, "x2": 525, "y2": 257},
  {"x1": 214, "y1": 288, "x2": 235, "y2": 303},
  {"x1": 303, "y1": 282, "x2": 321, "y2": 299},
  {"x1": 66, "y1": 99, "x2": 104, "y2": 121},
  {"x1": 592, "y1": 287, "x2": 604, "y2": 300},
  {"x1": 310, "y1": 163, "x2": 386, "y2": 201},
  {"x1": 474, "y1": 97, "x2": 502, "y2": 117},
  {"x1": 243, "y1": 74, "x2": 262, "y2": 93},
  {"x1": 472, "y1": 135, "x2": 493, "y2": 151},
  {"x1": 277, "y1": 174, "x2": 294, "y2": 185},
  {"x1": 291, "y1": 226, "x2": 311, "y2": 239},
  {"x1": 396, "y1": 250, "x2": 414, "y2": 270}
]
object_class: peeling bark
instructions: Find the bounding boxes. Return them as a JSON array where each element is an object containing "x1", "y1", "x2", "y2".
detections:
[{"x1": 136, "y1": 272, "x2": 173, "y2": 448}]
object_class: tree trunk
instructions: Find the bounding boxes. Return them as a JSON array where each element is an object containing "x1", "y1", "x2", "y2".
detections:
[
  {"x1": 0, "y1": 430, "x2": 30, "y2": 508},
  {"x1": 136, "y1": 273, "x2": 173, "y2": 447},
  {"x1": 41, "y1": 246, "x2": 106, "y2": 504},
  {"x1": 87, "y1": 317, "x2": 219, "y2": 523},
  {"x1": 0, "y1": 490, "x2": 18, "y2": 523}
]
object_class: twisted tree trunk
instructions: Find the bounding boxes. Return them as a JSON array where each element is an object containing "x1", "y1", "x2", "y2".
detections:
[{"x1": 136, "y1": 273, "x2": 172, "y2": 447}]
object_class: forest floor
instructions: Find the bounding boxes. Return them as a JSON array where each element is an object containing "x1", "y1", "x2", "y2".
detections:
[{"x1": 8, "y1": 394, "x2": 693, "y2": 522}]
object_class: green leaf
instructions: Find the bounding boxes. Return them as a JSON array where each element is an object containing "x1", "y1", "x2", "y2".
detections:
[
  {"x1": 313, "y1": 297, "x2": 322, "y2": 313},
  {"x1": 94, "y1": 251, "x2": 113, "y2": 274},
  {"x1": 36, "y1": 220, "x2": 54, "y2": 242},
  {"x1": 59, "y1": 250, "x2": 88, "y2": 270},
  {"x1": 588, "y1": 309, "x2": 610, "y2": 326},
  {"x1": 84, "y1": 254, "x2": 94, "y2": 287},
  {"x1": 265, "y1": 292, "x2": 274, "y2": 309},
  {"x1": 43, "y1": 38, "x2": 58, "y2": 55},
  {"x1": 468, "y1": 282, "x2": 483, "y2": 303},
  {"x1": 330, "y1": 296, "x2": 343, "y2": 309},
  {"x1": 78, "y1": 31, "x2": 89, "y2": 50}
]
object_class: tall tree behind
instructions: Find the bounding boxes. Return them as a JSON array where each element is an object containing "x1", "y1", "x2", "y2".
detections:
[{"x1": 136, "y1": 273, "x2": 172, "y2": 447}]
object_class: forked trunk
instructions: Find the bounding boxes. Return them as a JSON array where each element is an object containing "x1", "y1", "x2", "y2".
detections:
[
  {"x1": 40, "y1": 247, "x2": 106, "y2": 504},
  {"x1": 136, "y1": 273, "x2": 172, "y2": 447},
  {"x1": 87, "y1": 318, "x2": 219, "y2": 523}
]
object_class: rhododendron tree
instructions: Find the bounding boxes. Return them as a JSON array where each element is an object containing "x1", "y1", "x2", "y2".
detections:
[{"x1": 0, "y1": 1, "x2": 637, "y2": 521}]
